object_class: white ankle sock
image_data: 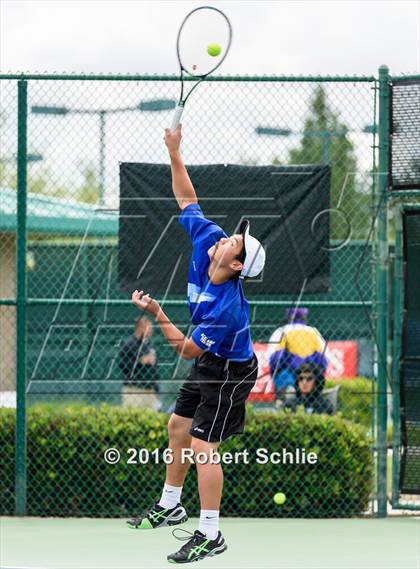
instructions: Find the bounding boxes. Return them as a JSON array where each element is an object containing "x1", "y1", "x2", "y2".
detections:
[
  {"x1": 158, "y1": 483, "x2": 182, "y2": 509},
  {"x1": 198, "y1": 510, "x2": 219, "y2": 540}
]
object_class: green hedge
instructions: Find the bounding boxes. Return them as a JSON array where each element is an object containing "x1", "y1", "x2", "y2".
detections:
[
  {"x1": 326, "y1": 376, "x2": 374, "y2": 428},
  {"x1": 0, "y1": 404, "x2": 372, "y2": 518}
]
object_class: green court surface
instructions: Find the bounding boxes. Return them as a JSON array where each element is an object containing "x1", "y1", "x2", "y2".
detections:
[{"x1": 1, "y1": 517, "x2": 419, "y2": 569}]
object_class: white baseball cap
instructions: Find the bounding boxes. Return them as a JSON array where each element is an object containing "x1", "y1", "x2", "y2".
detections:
[{"x1": 238, "y1": 220, "x2": 266, "y2": 279}]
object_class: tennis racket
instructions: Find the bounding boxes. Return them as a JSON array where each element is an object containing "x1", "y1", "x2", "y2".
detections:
[{"x1": 171, "y1": 6, "x2": 232, "y2": 131}]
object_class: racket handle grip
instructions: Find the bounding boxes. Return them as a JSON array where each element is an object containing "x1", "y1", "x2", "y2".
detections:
[{"x1": 171, "y1": 105, "x2": 184, "y2": 131}]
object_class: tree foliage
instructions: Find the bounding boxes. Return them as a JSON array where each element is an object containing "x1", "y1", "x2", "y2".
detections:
[
  {"x1": 286, "y1": 86, "x2": 371, "y2": 240},
  {"x1": 76, "y1": 164, "x2": 100, "y2": 204}
]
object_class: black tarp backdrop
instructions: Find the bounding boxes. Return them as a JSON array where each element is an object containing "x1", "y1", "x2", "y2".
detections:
[{"x1": 118, "y1": 163, "x2": 331, "y2": 295}]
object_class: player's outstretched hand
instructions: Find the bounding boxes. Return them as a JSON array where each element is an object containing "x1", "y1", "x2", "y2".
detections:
[
  {"x1": 164, "y1": 124, "x2": 182, "y2": 153},
  {"x1": 131, "y1": 290, "x2": 161, "y2": 317}
]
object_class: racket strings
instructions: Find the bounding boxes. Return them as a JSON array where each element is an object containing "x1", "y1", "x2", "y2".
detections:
[{"x1": 177, "y1": 7, "x2": 232, "y2": 78}]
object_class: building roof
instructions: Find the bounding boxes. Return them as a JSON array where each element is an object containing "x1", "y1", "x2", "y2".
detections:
[{"x1": 0, "y1": 188, "x2": 118, "y2": 235}]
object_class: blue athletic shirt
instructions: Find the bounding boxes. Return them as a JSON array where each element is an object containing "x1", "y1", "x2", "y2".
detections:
[{"x1": 179, "y1": 203, "x2": 253, "y2": 361}]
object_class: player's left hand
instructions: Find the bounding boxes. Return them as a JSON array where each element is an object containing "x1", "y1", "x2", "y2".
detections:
[{"x1": 131, "y1": 290, "x2": 160, "y2": 317}]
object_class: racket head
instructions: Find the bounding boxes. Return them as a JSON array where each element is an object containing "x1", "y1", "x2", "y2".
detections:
[{"x1": 176, "y1": 6, "x2": 232, "y2": 78}]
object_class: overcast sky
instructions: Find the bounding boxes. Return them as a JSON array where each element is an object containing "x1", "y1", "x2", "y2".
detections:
[
  {"x1": 0, "y1": 0, "x2": 418, "y2": 202},
  {"x1": 1, "y1": 0, "x2": 419, "y2": 76}
]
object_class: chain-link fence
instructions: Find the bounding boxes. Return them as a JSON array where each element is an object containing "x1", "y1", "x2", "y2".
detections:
[{"x1": 0, "y1": 73, "x2": 403, "y2": 518}]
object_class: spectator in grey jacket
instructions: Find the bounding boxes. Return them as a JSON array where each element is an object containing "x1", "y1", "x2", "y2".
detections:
[{"x1": 118, "y1": 316, "x2": 160, "y2": 410}]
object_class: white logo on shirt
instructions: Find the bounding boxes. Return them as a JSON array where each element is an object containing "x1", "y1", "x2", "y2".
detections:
[
  {"x1": 200, "y1": 333, "x2": 215, "y2": 348},
  {"x1": 193, "y1": 261, "x2": 197, "y2": 272},
  {"x1": 187, "y1": 283, "x2": 216, "y2": 304}
]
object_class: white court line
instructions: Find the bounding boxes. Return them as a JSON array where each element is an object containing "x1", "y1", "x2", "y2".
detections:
[{"x1": 2, "y1": 566, "x2": 49, "y2": 569}]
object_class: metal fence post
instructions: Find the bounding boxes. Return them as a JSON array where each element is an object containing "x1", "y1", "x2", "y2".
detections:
[
  {"x1": 15, "y1": 79, "x2": 28, "y2": 515},
  {"x1": 376, "y1": 64, "x2": 390, "y2": 518},
  {"x1": 391, "y1": 205, "x2": 403, "y2": 505}
]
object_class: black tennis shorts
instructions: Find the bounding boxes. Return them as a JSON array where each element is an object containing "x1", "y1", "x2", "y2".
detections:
[{"x1": 174, "y1": 351, "x2": 259, "y2": 443}]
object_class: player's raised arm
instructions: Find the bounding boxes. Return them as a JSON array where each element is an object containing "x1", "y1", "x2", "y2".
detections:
[{"x1": 164, "y1": 125, "x2": 198, "y2": 210}]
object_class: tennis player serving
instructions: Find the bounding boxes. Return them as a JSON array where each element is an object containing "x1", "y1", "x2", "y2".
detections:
[{"x1": 127, "y1": 124, "x2": 266, "y2": 564}]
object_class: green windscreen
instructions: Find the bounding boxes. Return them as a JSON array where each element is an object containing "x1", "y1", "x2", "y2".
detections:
[{"x1": 400, "y1": 210, "x2": 420, "y2": 494}]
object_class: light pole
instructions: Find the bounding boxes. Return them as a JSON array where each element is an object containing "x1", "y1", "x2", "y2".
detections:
[
  {"x1": 31, "y1": 99, "x2": 176, "y2": 205},
  {"x1": 255, "y1": 127, "x2": 292, "y2": 137},
  {"x1": 304, "y1": 129, "x2": 348, "y2": 165},
  {"x1": 99, "y1": 111, "x2": 106, "y2": 202},
  {"x1": 363, "y1": 124, "x2": 377, "y2": 134},
  {"x1": 5, "y1": 153, "x2": 43, "y2": 164},
  {"x1": 27, "y1": 153, "x2": 44, "y2": 163},
  {"x1": 255, "y1": 126, "x2": 348, "y2": 165}
]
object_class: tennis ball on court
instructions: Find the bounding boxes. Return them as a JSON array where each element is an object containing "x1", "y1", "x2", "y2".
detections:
[
  {"x1": 273, "y1": 492, "x2": 286, "y2": 505},
  {"x1": 207, "y1": 43, "x2": 222, "y2": 57}
]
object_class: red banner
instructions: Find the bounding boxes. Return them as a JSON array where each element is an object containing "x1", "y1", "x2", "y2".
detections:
[
  {"x1": 248, "y1": 343, "x2": 275, "y2": 402},
  {"x1": 325, "y1": 341, "x2": 358, "y2": 379},
  {"x1": 248, "y1": 341, "x2": 358, "y2": 402}
]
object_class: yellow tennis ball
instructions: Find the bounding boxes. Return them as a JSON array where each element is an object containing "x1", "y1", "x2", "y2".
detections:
[
  {"x1": 207, "y1": 43, "x2": 222, "y2": 57},
  {"x1": 273, "y1": 492, "x2": 286, "y2": 505}
]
